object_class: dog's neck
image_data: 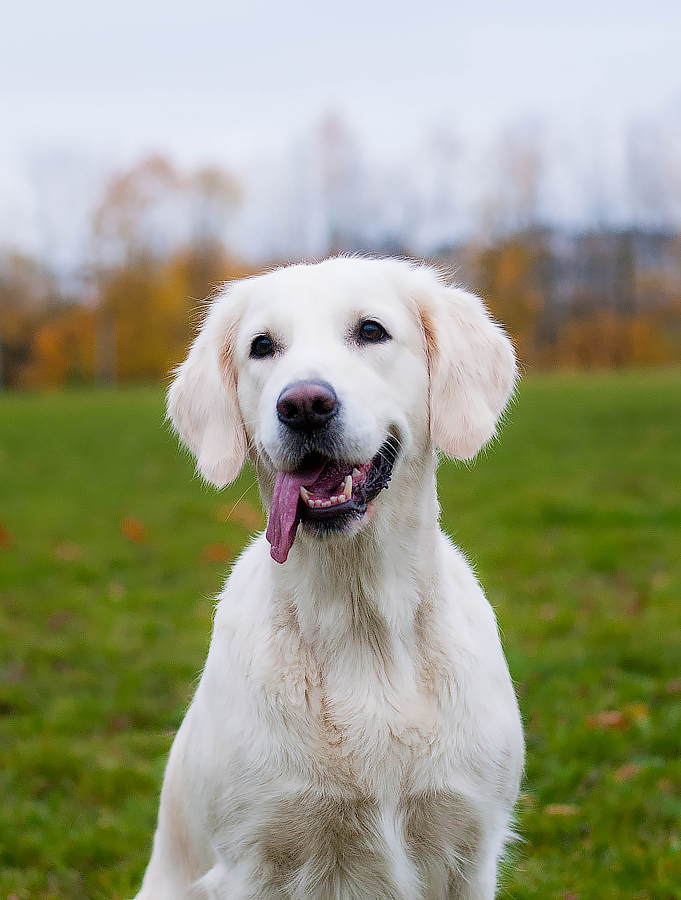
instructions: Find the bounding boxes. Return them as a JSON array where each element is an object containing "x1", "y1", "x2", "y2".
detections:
[{"x1": 266, "y1": 449, "x2": 442, "y2": 667}]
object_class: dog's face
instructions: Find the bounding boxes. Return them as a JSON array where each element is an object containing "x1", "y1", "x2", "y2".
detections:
[{"x1": 168, "y1": 258, "x2": 516, "y2": 562}]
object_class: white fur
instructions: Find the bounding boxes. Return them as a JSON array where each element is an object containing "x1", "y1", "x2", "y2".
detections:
[{"x1": 137, "y1": 258, "x2": 524, "y2": 900}]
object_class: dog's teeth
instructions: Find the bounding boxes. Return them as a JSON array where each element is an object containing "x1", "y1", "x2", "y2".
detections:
[
  {"x1": 299, "y1": 486, "x2": 310, "y2": 502},
  {"x1": 342, "y1": 475, "x2": 352, "y2": 499},
  {"x1": 313, "y1": 499, "x2": 323, "y2": 508},
  {"x1": 321, "y1": 500, "x2": 332, "y2": 508},
  {"x1": 352, "y1": 468, "x2": 361, "y2": 480}
]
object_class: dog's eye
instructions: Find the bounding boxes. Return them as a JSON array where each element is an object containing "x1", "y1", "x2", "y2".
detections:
[
  {"x1": 249, "y1": 334, "x2": 275, "y2": 359},
  {"x1": 357, "y1": 319, "x2": 390, "y2": 345}
]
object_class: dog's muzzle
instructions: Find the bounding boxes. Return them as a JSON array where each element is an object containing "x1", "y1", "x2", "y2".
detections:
[{"x1": 265, "y1": 436, "x2": 400, "y2": 564}]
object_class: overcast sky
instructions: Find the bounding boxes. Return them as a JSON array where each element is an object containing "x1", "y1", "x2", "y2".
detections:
[
  {"x1": 2, "y1": 0, "x2": 680, "y2": 162},
  {"x1": 1, "y1": 0, "x2": 680, "y2": 261}
]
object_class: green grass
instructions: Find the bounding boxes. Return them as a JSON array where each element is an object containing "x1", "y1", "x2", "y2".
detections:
[{"x1": 1, "y1": 373, "x2": 680, "y2": 899}]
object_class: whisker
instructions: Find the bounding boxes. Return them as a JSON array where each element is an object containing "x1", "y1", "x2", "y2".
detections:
[{"x1": 222, "y1": 477, "x2": 261, "y2": 523}]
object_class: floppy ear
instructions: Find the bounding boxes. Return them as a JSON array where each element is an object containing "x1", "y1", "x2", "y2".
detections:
[
  {"x1": 414, "y1": 269, "x2": 517, "y2": 459},
  {"x1": 167, "y1": 292, "x2": 247, "y2": 488}
]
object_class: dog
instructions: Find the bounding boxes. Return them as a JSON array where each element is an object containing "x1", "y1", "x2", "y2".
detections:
[{"x1": 134, "y1": 257, "x2": 524, "y2": 899}]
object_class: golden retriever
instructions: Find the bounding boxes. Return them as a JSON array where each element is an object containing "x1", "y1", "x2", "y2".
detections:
[{"x1": 134, "y1": 257, "x2": 524, "y2": 899}]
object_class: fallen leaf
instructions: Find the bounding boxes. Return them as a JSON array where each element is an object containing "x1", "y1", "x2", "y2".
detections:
[
  {"x1": 201, "y1": 542, "x2": 234, "y2": 563},
  {"x1": 55, "y1": 541, "x2": 83, "y2": 562},
  {"x1": 545, "y1": 804, "x2": 578, "y2": 817},
  {"x1": 623, "y1": 702, "x2": 649, "y2": 726},
  {"x1": 0, "y1": 521, "x2": 13, "y2": 549},
  {"x1": 2, "y1": 663, "x2": 25, "y2": 684},
  {"x1": 563, "y1": 892, "x2": 580, "y2": 900},
  {"x1": 47, "y1": 610, "x2": 73, "y2": 630},
  {"x1": 586, "y1": 710, "x2": 628, "y2": 731},
  {"x1": 217, "y1": 501, "x2": 264, "y2": 530},
  {"x1": 109, "y1": 715, "x2": 131, "y2": 733},
  {"x1": 665, "y1": 677, "x2": 681, "y2": 694},
  {"x1": 120, "y1": 515, "x2": 148, "y2": 544},
  {"x1": 108, "y1": 581, "x2": 126, "y2": 601},
  {"x1": 614, "y1": 763, "x2": 641, "y2": 782},
  {"x1": 652, "y1": 570, "x2": 670, "y2": 591}
]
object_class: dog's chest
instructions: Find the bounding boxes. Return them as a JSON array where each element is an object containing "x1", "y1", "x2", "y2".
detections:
[
  {"x1": 257, "y1": 651, "x2": 484, "y2": 884},
  {"x1": 260, "y1": 624, "x2": 441, "y2": 791}
]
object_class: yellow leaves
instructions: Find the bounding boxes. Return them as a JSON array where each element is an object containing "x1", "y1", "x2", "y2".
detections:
[
  {"x1": 96, "y1": 251, "x2": 254, "y2": 383},
  {"x1": 21, "y1": 307, "x2": 97, "y2": 388},
  {"x1": 476, "y1": 235, "x2": 545, "y2": 360},
  {"x1": 624, "y1": 703, "x2": 651, "y2": 727},
  {"x1": 119, "y1": 515, "x2": 148, "y2": 544},
  {"x1": 552, "y1": 311, "x2": 678, "y2": 369}
]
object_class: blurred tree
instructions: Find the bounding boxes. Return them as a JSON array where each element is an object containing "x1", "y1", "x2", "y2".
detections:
[
  {"x1": 92, "y1": 154, "x2": 182, "y2": 265},
  {"x1": 483, "y1": 121, "x2": 546, "y2": 237},
  {"x1": 550, "y1": 310, "x2": 678, "y2": 368},
  {"x1": 22, "y1": 308, "x2": 96, "y2": 387},
  {"x1": 25, "y1": 148, "x2": 104, "y2": 276},
  {"x1": 89, "y1": 155, "x2": 246, "y2": 383},
  {"x1": 0, "y1": 253, "x2": 56, "y2": 387},
  {"x1": 318, "y1": 114, "x2": 366, "y2": 253},
  {"x1": 626, "y1": 118, "x2": 676, "y2": 231},
  {"x1": 187, "y1": 166, "x2": 240, "y2": 247},
  {"x1": 475, "y1": 232, "x2": 549, "y2": 365}
]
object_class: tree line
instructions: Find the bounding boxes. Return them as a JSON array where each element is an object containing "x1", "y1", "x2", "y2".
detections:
[{"x1": 1, "y1": 152, "x2": 680, "y2": 388}]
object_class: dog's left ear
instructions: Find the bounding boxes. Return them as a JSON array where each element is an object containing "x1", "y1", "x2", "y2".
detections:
[
  {"x1": 413, "y1": 268, "x2": 517, "y2": 460},
  {"x1": 167, "y1": 292, "x2": 247, "y2": 488}
]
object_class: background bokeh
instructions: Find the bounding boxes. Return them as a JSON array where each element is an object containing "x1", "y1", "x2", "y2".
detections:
[
  {"x1": 1, "y1": 0, "x2": 681, "y2": 384},
  {"x1": 1, "y1": 2, "x2": 680, "y2": 898}
]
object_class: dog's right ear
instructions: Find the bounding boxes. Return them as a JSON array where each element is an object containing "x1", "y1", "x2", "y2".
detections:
[
  {"x1": 167, "y1": 292, "x2": 247, "y2": 489},
  {"x1": 408, "y1": 266, "x2": 517, "y2": 460}
]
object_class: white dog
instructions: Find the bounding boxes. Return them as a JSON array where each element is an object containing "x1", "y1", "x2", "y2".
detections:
[{"x1": 135, "y1": 257, "x2": 524, "y2": 900}]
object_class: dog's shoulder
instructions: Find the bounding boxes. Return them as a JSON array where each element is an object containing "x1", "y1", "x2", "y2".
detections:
[
  {"x1": 212, "y1": 534, "x2": 273, "y2": 638},
  {"x1": 429, "y1": 531, "x2": 505, "y2": 655},
  {"x1": 424, "y1": 531, "x2": 524, "y2": 785}
]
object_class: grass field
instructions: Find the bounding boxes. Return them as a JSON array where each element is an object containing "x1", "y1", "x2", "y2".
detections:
[{"x1": 1, "y1": 372, "x2": 680, "y2": 900}]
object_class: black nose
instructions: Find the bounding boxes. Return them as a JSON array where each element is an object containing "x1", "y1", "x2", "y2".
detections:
[{"x1": 276, "y1": 380, "x2": 339, "y2": 432}]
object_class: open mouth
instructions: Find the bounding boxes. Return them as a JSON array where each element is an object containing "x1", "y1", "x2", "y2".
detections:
[{"x1": 265, "y1": 436, "x2": 399, "y2": 564}]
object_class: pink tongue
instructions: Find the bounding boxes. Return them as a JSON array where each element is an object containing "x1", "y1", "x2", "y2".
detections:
[{"x1": 266, "y1": 463, "x2": 326, "y2": 564}]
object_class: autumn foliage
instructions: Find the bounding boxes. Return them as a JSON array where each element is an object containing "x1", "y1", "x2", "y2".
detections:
[
  {"x1": 470, "y1": 229, "x2": 681, "y2": 370},
  {"x1": 0, "y1": 155, "x2": 252, "y2": 388},
  {"x1": 1, "y1": 154, "x2": 680, "y2": 388}
]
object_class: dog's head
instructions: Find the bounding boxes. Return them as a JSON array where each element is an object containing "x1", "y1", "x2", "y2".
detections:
[{"x1": 168, "y1": 258, "x2": 516, "y2": 563}]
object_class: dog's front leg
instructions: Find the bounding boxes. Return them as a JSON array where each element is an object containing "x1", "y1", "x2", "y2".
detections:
[
  {"x1": 134, "y1": 722, "x2": 212, "y2": 900},
  {"x1": 451, "y1": 833, "x2": 508, "y2": 900}
]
